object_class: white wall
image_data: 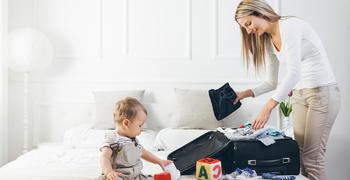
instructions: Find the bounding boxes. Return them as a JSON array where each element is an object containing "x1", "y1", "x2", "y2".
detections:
[
  {"x1": 0, "y1": 0, "x2": 8, "y2": 167},
  {"x1": 7, "y1": 0, "x2": 350, "y2": 179},
  {"x1": 281, "y1": 1, "x2": 350, "y2": 179},
  {"x1": 7, "y1": 0, "x2": 277, "y2": 160}
]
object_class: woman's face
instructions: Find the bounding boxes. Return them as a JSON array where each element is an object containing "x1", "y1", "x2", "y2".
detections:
[{"x1": 237, "y1": 15, "x2": 269, "y2": 36}]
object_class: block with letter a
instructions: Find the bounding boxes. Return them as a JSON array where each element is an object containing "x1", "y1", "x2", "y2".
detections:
[{"x1": 196, "y1": 158, "x2": 222, "y2": 180}]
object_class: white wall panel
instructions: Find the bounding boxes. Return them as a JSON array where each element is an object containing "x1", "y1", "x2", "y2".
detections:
[
  {"x1": 281, "y1": 1, "x2": 350, "y2": 179},
  {"x1": 8, "y1": 0, "x2": 34, "y2": 30},
  {"x1": 6, "y1": 0, "x2": 268, "y2": 162},
  {"x1": 213, "y1": 0, "x2": 279, "y2": 61},
  {"x1": 0, "y1": 0, "x2": 8, "y2": 167},
  {"x1": 213, "y1": 0, "x2": 241, "y2": 60},
  {"x1": 102, "y1": 0, "x2": 125, "y2": 58},
  {"x1": 128, "y1": 0, "x2": 191, "y2": 59},
  {"x1": 36, "y1": 0, "x2": 100, "y2": 59}
]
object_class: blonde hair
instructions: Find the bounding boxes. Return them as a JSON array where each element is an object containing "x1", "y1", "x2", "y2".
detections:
[
  {"x1": 113, "y1": 97, "x2": 147, "y2": 124},
  {"x1": 235, "y1": 0, "x2": 282, "y2": 72}
]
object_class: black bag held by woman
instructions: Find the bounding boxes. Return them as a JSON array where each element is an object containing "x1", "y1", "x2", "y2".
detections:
[{"x1": 209, "y1": 83, "x2": 241, "y2": 120}]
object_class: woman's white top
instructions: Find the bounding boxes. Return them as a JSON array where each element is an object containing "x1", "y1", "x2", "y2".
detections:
[{"x1": 251, "y1": 17, "x2": 337, "y2": 103}]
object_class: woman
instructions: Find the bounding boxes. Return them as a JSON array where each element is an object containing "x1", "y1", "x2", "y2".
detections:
[{"x1": 232, "y1": 0, "x2": 340, "y2": 179}]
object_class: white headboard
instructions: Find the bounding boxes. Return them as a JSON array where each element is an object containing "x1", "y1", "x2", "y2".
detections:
[{"x1": 31, "y1": 81, "x2": 279, "y2": 145}]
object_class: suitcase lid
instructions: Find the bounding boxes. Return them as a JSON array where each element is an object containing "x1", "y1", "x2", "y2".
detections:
[{"x1": 167, "y1": 131, "x2": 230, "y2": 173}]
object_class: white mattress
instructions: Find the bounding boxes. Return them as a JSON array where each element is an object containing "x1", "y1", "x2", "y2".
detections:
[
  {"x1": 0, "y1": 143, "x2": 308, "y2": 180},
  {"x1": 0, "y1": 126, "x2": 308, "y2": 180},
  {"x1": 0, "y1": 142, "x2": 197, "y2": 180}
]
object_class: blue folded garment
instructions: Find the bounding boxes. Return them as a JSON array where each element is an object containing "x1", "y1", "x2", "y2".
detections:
[
  {"x1": 262, "y1": 173, "x2": 296, "y2": 180},
  {"x1": 209, "y1": 83, "x2": 241, "y2": 120}
]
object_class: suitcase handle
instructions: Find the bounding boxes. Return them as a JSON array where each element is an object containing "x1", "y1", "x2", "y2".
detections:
[{"x1": 247, "y1": 157, "x2": 291, "y2": 166}]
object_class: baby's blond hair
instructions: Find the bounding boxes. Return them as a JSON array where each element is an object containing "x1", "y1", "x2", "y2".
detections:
[{"x1": 113, "y1": 97, "x2": 147, "y2": 125}]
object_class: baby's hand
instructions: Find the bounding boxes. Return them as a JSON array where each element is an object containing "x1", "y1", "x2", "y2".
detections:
[
  {"x1": 106, "y1": 171, "x2": 124, "y2": 180},
  {"x1": 158, "y1": 159, "x2": 173, "y2": 171}
]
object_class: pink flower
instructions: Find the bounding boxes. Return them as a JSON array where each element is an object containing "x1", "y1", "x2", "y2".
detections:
[{"x1": 288, "y1": 90, "x2": 293, "y2": 97}]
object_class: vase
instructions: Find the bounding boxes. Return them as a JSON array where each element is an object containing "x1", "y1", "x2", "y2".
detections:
[{"x1": 282, "y1": 116, "x2": 294, "y2": 138}]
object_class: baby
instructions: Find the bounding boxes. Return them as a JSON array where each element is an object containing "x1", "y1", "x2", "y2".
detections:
[{"x1": 96, "y1": 97, "x2": 172, "y2": 180}]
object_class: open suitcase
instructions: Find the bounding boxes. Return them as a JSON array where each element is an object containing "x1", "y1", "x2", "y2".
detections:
[
  {"x1": 167, "y1": 131, "x2": 233, "y2": 175},
  {"x1": 167, "y1": 131, "x2": 300, "y2": 175}
]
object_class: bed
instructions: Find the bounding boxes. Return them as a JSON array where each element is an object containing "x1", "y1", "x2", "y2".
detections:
[
  {"x1": 0, "y1": 127, "x2": 308, "y2": 180},
  {"x1": 0, "y1": 88, "x2": 307, "y2": 179}
]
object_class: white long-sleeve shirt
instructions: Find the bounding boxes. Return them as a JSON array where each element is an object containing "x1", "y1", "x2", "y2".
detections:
[{"x1": 252, "y1": 17, "x2": 337, "y2": 102}]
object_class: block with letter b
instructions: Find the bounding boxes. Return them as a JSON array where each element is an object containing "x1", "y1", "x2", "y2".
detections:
[{"x1": 196, "y1": 158, "x2": 222, "y2": 180}]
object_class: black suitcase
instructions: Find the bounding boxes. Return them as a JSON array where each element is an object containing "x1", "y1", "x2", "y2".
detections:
[
  {"x1": 167, "y1": 131, "x2": 234, "y2": 175},
  {"x1": 231, "y1": 138, "x2": 300, "y2": 175},
  {"x1": 167, "y1": 131, "x2": 300, "y2": 175}
]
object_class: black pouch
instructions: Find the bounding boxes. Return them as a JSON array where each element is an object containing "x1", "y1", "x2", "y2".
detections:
[{"x1": 209, "y1": 83, "x2": 241, "y2": 120}]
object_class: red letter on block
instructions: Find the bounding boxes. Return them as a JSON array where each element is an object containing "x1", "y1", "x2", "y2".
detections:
[{"x1": 212, "y1": 165, "x2": 221, "y2": 179}]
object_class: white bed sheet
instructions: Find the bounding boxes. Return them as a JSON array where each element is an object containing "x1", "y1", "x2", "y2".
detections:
[
  {"x1": 0, "y1": 143, "x2": 308, "y2": 180},
  {"x1": 0, "y1": 126, "x2": 308, "y2": 180},
  {"x1": 0, "y1": 142, "x2": 199, "y2": 180}
]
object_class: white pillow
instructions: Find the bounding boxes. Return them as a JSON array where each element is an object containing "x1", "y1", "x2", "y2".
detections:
[
  {"x1": 144, "y1": 103, "x2": 176, "y2": 130},
  {"x1": 92, "y1": 90, "x2": 145, "y2": 129},
  {"x1": 173, "y1": 88, "x2": 223, "y2": 129},
  {"x1": 63, "y1": 123, "x2": 112, "y2": 148},
  {"x1": 154, "y1": 128, "x2": 210, "y2": 151},
  {"x1": 222, "y1": 102, "x2": 253, "y2": 128},
  {"x1": 137, "y1": 130, "x2": 158, "y2": 150}
]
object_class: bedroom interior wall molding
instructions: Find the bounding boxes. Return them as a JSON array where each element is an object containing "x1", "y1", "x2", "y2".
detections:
[
  {"x1": 7, "y1": 0, "x2": 268, "y2": 161},
  {"x1": 212, "y1": 0, "x2": 280, "y2": 61},
  {"x1": 101, "y1": 0, "x2": 192, "y2": 61},
  {"x1": 212, "y1": 0, "x2": 240, "y2": 61},
  {"x1": 0, "y1": 0, "x2": 8, "y2": 166},
  {"x1": 126, "y1": 0, "x2": 192, "y2": 60},
  {"x1": 35, "y1": 0, "x2": 100, "y2": 60}
]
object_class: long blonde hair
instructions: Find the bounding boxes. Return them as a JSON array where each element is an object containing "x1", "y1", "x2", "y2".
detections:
[{"x1": 235, "y1": 0, "x2": 282, "y2": 72}]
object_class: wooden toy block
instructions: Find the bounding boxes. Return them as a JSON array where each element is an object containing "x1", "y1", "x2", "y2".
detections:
[{"x1": 196, "y1": 158, "x2": 222, "y2": 180}]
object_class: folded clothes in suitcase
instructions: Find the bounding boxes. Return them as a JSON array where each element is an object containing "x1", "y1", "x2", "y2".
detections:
[{"x1": 167, "y1": 131, "x2": 300, "y2": 175}]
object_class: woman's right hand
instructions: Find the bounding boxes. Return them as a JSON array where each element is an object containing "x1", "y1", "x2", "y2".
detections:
[
  {"x1": 233, "y1": 89, "x2": 254, "y2": 104},
  {"x1": 106, "y1": 171, "x2": 124, "y2": 180}
]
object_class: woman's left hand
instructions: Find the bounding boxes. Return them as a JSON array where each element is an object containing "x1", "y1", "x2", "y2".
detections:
[
  {"x1": 251, "y1": 106, "x2": 271, "y2": 130},
  {"x1": 251, "y1": 98, "x2": 278, "y2": 130}
]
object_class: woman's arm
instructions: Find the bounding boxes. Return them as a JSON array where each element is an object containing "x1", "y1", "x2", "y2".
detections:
[
  {"x1": 234, "y1": 53, "x2": 279, "y2": 104},
  {"x1": 270, "y1": 20, "x2": 302, "y2": 103},
  {"x1": 234, "y1": 89, "x2": 255, "y2": 104},
  {"x1": 251, "y1": 52, "x2": 280, "y2": 97},
  {"x1": 251, "y1": 98, "x2": 279, "y2": 130}
]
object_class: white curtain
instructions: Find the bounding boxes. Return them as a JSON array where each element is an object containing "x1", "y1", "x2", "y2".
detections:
[{"x1": 0, "y1": 0, "x2": 8, "y2": 166}]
